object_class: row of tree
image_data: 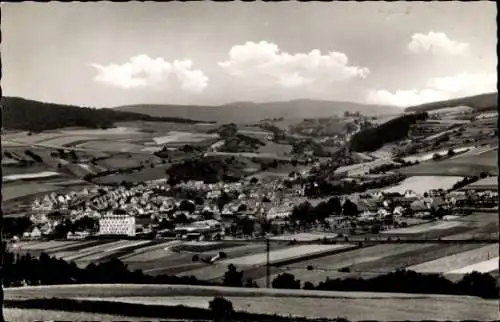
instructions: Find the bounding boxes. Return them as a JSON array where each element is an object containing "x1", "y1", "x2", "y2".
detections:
[
  {"x1": 304, "y1": 174, "x2": 407, "y2": 198},
  {"x1": 270, "y1": 270, "x2": 498, "y2": 299},
  {"x1": 289, "y1": 197, "x2": 357, "y2": 226}
]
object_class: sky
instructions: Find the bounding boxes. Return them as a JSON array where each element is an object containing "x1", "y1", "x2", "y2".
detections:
[{"x1": 2, "y1": 2, "x2": 497, "y2": 108}]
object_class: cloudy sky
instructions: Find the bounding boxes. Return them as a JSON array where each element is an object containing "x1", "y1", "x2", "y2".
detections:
[{"x1": 3, "y1": 2, "x2": 497, "y2": 108}]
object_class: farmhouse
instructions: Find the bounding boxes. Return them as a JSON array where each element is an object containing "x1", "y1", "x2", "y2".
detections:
[{"x1": 22, "y1": 227, "x2": 42, "y2": 240}]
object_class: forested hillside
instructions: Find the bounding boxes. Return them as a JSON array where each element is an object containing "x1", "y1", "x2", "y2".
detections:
[
  {"x1": 349, "y1": 112, "x2": 428, "y2": 152},
  {"x1": 405, "y1": 93, "x2": 497, "y2": 113},
  {"x1": 1, "y1": 97, "x2": 203, "y2": 131}
]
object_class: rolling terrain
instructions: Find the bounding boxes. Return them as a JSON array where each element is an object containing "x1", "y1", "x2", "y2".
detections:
[
  {"x1": 114, "y1": 99, "x2": 401, "y2": 124},
  {"x1": 405, "y1": 92, "x2": 498, "y2": 113}
]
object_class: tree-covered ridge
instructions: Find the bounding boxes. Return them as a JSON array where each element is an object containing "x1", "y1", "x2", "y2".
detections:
[
  {"x1": 1, "y1": 97, "x2": 205, "y2": 131},
  {"x1": 405, "y1": 92, "x2": 498, "y2": 113},
  {"x1": 349, "y1": 112, "x2": 428, "y2": 152}
]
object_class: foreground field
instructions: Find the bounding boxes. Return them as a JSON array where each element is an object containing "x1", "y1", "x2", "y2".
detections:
[
  {"x1": 4, "y1": 308, "x2": 149, "y2": 322},
  {"x1": 5, "y1": 284, "x2": 498, "y2": 321}
]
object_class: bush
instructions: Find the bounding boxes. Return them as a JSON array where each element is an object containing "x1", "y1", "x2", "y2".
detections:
[
  {"x1": 192, "y1": 254, "x2": 200, "y2": 262},
  {"x1": 303, "y1": 281, "x2": 315, "y2": 290},
  {"x1": 209, "y1": 296, "x2": 234, "y2": 320},
  {"x1": 272, "y1": 273, "x2": 301, "y2": 289}
]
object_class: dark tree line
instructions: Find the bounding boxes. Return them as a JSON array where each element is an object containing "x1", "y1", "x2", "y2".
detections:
[
  {"x1": 304, "y1": 174, "x2": 406, "y2": 198},
  {"x1": 2, "y1": 250, "x2": 213, "y2": 288},
  {"x1": 350, "y1": 112, "x2": 428, "y2": 152},
  {"x1": 2, "y1": 97, "x2": 202, "y2": 132},
  {"x1": 270, "y1": 270, "x2": 499, "y2": 299}
]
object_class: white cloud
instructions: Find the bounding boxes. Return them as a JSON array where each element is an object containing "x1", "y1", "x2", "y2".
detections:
[
  {"x1": 218, "y1": 41, "x2": 369, "y2": 89},
  {"x1": 367, "y1": 72, "x2": 497, "y2": 107},
  {"x1": 91, "y1": 54, "x2": 208, "y2": 92},
  {"x1": 408, "y1": 31, "x2": 469, "y2": 55}
]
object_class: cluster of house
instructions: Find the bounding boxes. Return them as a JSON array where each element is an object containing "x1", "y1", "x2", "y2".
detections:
[
  {"x1": 25, "y1": 178, "x2": 306, "y2": 240},
  {"x1": 23, "y1": 168, "x2": 498, "y2": 241}
]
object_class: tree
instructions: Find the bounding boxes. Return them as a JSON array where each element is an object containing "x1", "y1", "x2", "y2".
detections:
[
  {"x1": 239, "y1": 217, "x2": 255, "y2": 236},
  {"x1": 447, "y1": 149, "x2": 455, "y2": 157},
  {"x1": 312, "y1": 201, "x2": 332, "y2": 222},
  {"x1": 290, "y1": 201, "x2": 314, "y2": 224},
  {"x1": 303, "y1": 281, "x2": 315, "y2": 290},
  {"x1": 245, "y1": 279, "x2": 258, "y2": 288},
  {"x1": 249, "y1": 177, "x2": 258, "y2": 184},
  {"x1": 179, "y1": 200, "x2": 196, "y2": 213},
  {"x1": 457, "y1": 272, "x2": 499, "y2": 299},
  {"x1": 432, "y1": 153, "x2": 442, "y2": 161},
  {"x1": 194, "y1": 197, "x2": 204, "y2": 205},
  {"x1": 217, "y1": 191, "x2": 231, "y2": 211},
  {"x1": 343, "y1": 199, "x2": 358, "y2": 217},
  {"x1": 327, "y1": 197, "x2": 342, "y2": 215},
  {"x1": 272, "y1": 273, "x2": 301, "y2": 289},
  {"x1": 223, "y1": 264, "x2": 243, "y2": 287},
  {"x1": 209, "y1": 296, "x2": 234, "y2": 321}
]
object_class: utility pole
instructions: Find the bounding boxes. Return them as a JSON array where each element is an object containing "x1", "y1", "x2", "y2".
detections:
[{"x1": 266, "y1": 237, "x2": 270, "y2": 288}]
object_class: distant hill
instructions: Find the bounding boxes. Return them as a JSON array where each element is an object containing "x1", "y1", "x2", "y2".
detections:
[
  {"x1": 405, "y1": 92, "x2": 498, "y2": 113},
  {"x1": 1, "y1": 97, "x2": 205, "y2": 132},
  {"x1": 114, "y1": 99, "x2": 402, "y2": 124}
]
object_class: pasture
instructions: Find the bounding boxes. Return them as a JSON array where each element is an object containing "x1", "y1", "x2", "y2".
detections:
[
  {"x1": 5, "y1": 284, "x2": 497, "y2": 321},
  {"x1": 406, "y1": 244, "x2": 498, "y2": 274},
  {"x1": 383, "y1": 175, "x2": 463, "y2": 195}
]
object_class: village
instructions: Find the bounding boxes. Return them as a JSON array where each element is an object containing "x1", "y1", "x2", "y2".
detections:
[{"x1": 19, "y1": 170, "x2": 498, "y2": 243}]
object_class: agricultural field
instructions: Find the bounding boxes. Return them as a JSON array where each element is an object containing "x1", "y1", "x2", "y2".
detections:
[
  {"x1": 2, "y1": 181, "x2": 82, "y2": 202},
  {"x1": 383, "y1": 175, "x2": 463, "y2": 195},
  {"x1": 406, "y1": 244, "x2": 498, "y2": 274},
  {"x1": 400, "y1": 146, "x2": 498, "y2": 177},
  {"x1": 4, "y1": 308, "x2": 149, "y2": 322},
  {"x1": 152, "y1": 131, "x2": 219, "y2": 145},
  {"x1": 221, "y1": 244, "x2": 354, "y2": 267},
  {"x1": 3, "y1": 171, "x2": 62, "y2": 183},
  {"x1": 92, "y1": 164, "x2": 172, "y2": 185},
  {"x1": 464, "y1": 176, "x2": 498, "y2": 191},
  {"x1": 5, "y1": 284, "x2": 497, "y2": 321},
  {"x1": 381, "y1": 221, "x2": 464, "y2": 234},
  {"x1": 257, "y1": 243, "x2": 433, "y2": 286}
]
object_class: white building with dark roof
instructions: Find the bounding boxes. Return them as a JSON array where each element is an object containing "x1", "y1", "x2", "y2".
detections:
[{"x1": 98, "y1": 214, "x2": 136, "y2": 236}]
